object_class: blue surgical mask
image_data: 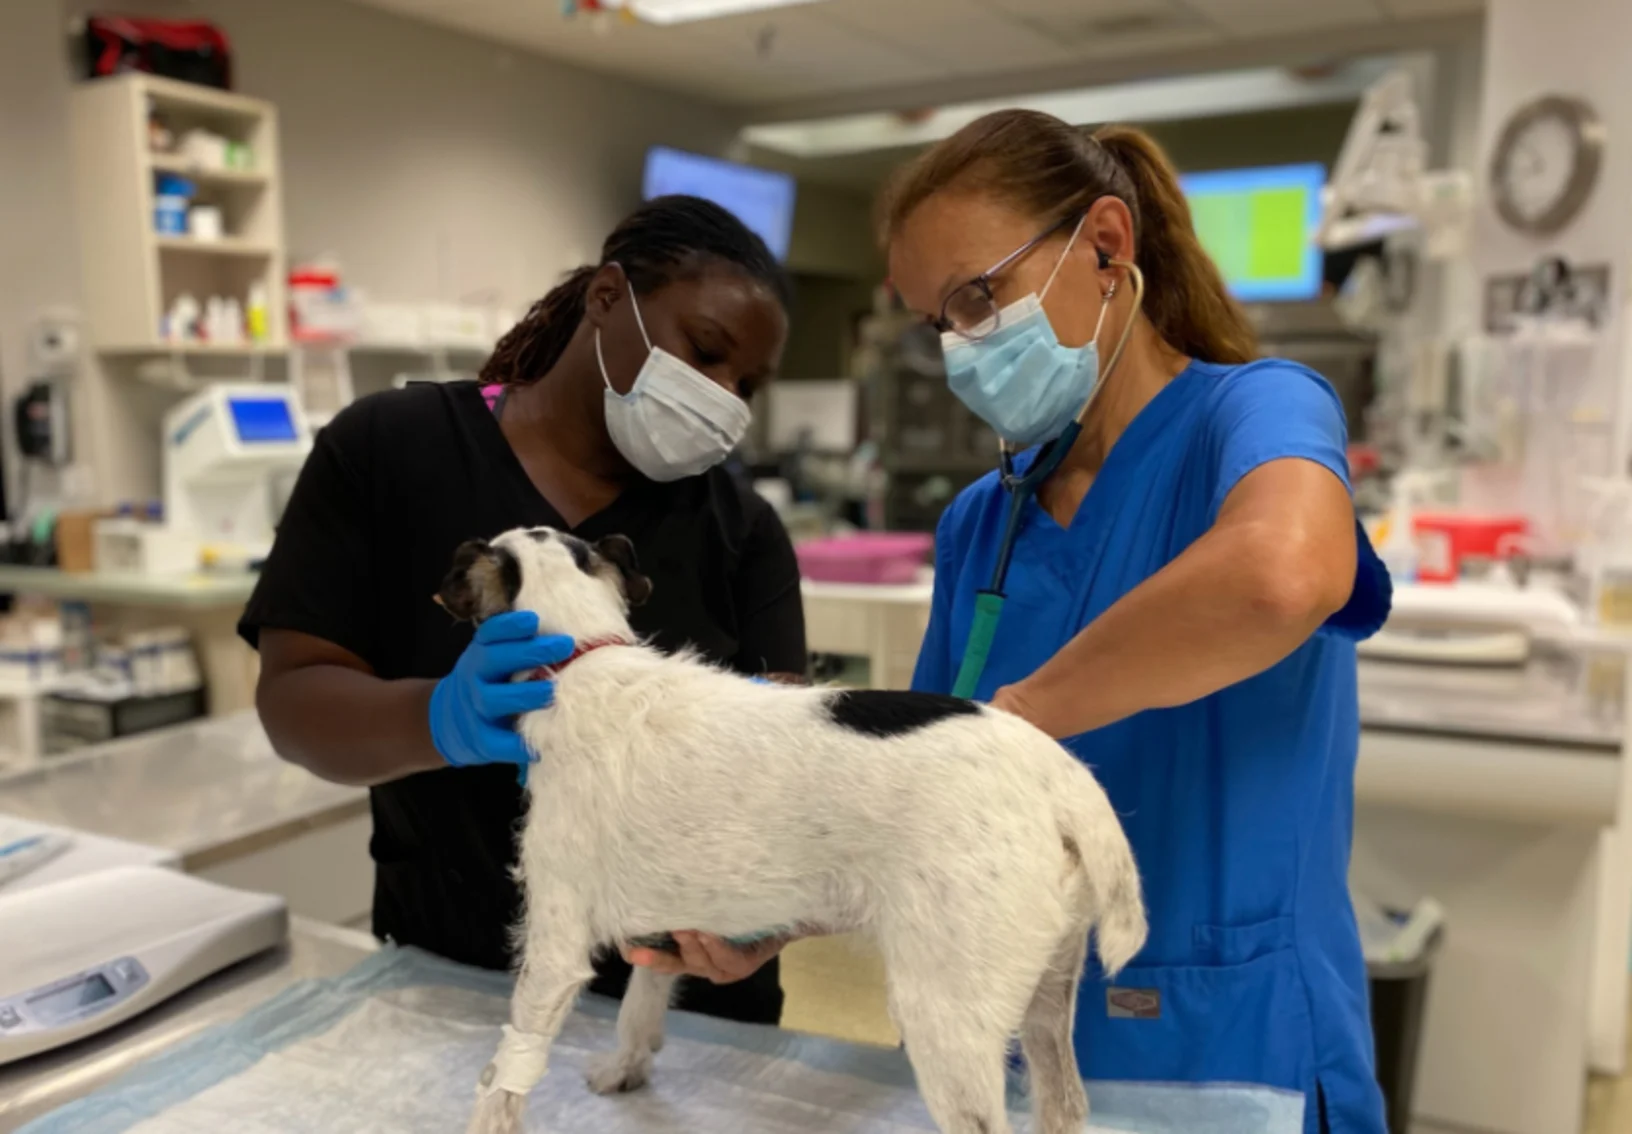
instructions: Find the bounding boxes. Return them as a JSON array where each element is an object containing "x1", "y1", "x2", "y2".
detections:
[{"x1": 940, "y1": 220, "x2": 1112, "y2": 448}]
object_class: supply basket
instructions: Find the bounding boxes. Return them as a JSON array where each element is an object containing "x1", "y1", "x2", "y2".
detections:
[{"x1": 796, "y1": 533, "x2": 933, "y2": 584}]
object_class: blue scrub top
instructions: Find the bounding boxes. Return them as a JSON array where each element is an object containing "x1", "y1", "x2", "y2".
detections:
[{"x1": 913, "y1": 359, "x2": 1392, "y2": 1134}]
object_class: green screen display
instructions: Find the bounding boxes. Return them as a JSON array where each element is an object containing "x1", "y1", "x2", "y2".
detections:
[{"x1": 1180, "y1": 163, "x2": 1324, "y2": 302}]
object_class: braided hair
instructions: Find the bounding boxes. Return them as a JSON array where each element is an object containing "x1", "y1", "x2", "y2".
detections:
[{"x1": 480, "y1": 195, "x2": 790, "y2": 387}]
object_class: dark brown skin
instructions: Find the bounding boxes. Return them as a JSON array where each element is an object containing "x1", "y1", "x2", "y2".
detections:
[
  {"x1": 255, "y1": 263, "x2": 791, "y2": 790},
  {"x1": 500, "y1": 264, "x2": 788, "y2": 527}
]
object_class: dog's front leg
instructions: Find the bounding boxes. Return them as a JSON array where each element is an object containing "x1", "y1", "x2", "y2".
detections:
[
  {"x1": 465, "y1": 881, "x2": 594, "y2": 1134},
  {"x1": 586, "y1": 965, "x2": 678, "y2": 1095}
]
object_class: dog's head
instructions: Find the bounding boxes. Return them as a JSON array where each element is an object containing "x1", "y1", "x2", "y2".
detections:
[{"x1": 436, "y1": 527, "x2": 652, "y2": 639}]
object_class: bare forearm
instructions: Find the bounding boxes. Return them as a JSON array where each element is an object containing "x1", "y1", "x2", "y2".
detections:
[
  {"x1": 1003, "y1": 522, "x2": 1341, "y2": 738},
  {"x1": 257, "y1": 666, "x2": 444, "y2": 786}
]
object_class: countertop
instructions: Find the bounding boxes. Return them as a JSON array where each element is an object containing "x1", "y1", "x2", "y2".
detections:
[
  {"x1": 0, "y1": 713, "x2": 368, "y2": 870},
  {"x1": 801, "y1": 576, "x2": 935, "y2": 604},
  {"x1": 0, "y1": 566, "x2": 256, "y2": 608},
  {"x1": 1358, "y1": 650, "x2": 1623, "y2": 750},
  {"x1": 0, "y1": 919, "x2": 377, "y2": 1131}
]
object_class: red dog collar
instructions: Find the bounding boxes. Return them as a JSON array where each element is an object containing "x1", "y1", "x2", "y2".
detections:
[{"x1": 527, "y1": 637, "x2": 634, "y2": 682}]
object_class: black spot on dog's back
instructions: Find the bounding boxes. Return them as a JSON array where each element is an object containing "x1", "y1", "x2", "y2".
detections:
[{"x1": 826, "y1": 690, "x2": 979, "y2": 738}]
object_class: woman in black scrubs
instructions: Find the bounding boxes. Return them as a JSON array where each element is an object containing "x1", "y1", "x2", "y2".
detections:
[{"x1": 240, "y1": 197, "x2": 806, "y2": 1025}]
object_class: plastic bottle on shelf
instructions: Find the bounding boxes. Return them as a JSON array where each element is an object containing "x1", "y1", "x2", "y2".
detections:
[
  {"x1": 223, "y1": 298, "x2": 245, "y2": 345},
  {"x1": 246, "y1": 283, "x2": 269, "y2": 344},
  {"x1": 166, "y1": 294, "x2": 201, "y2": 344},
  {"x1": 203, "y1": 297, "x2": 227, "y2": 343},
  {"x1": 1373, "y1": 471, "x2": 1430, "y2": 584}
]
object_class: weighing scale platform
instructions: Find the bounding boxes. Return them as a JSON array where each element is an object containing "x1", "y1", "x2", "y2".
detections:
[{"x1": 0, "y1": 865, "x2": 287, "y2": 1066}]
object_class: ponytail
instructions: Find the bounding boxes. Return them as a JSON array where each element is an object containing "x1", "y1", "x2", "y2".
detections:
[
  {"x1": 479, "y1": 266, "x2": 594, "y2": 387},
  {"x1": 880, "y1": 109, "x2": 1258, "y2": 365},
  {"x1": 480, "y1": 195, "x2": 790, "y2": 388},
  {"x1": 1090, "y1": 126, "x2": 1256, "y2": 364}
]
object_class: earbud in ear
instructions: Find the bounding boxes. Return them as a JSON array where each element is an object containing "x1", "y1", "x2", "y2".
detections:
[{"x1": 1096, "y1": 248, "x2": 1111, "y2": 270}]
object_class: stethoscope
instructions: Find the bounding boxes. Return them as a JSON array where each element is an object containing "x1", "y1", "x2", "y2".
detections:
[{"x1": 949, "y1": 255, "x2": 1147, "y2": 700}]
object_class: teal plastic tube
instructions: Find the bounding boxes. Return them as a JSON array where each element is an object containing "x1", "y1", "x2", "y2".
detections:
[{"x1": 951, "y1": 590, "x2": 1006, "y2": 700}]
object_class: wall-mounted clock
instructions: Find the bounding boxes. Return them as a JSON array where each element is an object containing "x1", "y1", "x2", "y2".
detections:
[{"x1": 1489, "y1": 94, "x2": 1605, "y2": 237}]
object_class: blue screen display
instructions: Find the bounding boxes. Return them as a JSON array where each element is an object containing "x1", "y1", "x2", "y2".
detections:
[
  {"x1": 228, "y1": 398, "x2": 298, "y2": 444},
  {"x1": 643, "y1": 147, "x2": 797, "y2": 261},
  {"x1": 1178, "y1": 162, "x2": 1326, "y2": 303}
]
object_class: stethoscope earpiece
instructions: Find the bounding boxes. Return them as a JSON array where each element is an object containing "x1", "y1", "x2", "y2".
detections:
[{"x1": 1096, "y1": 248, "x2": 1111, "y2": 270}]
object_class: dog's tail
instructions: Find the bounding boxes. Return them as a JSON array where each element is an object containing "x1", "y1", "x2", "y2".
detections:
[{"x1": 1059, "y1": 771, "x2": 1148, "y2": 978}]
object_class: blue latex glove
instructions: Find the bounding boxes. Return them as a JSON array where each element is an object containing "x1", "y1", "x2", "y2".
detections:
[{"x1": 430, "y1": 612, "x2": 574, "y2": 785}]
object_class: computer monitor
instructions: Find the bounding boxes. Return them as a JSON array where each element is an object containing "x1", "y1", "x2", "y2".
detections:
[
  {"x1": 1180, "y1": 163, "x2": 1326, "y2": 303},
  {"x1": 642, "y1": 146, "x2": 797, "y2": 261}
]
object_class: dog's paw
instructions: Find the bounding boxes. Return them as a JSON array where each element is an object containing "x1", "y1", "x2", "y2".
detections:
[{"x1": 585, "y1": 1050, "x2": 653, "y2": 1095}]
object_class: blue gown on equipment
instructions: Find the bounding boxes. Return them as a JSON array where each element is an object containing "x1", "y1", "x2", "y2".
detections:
[{"x1": 913, "y1": 359, "x2": 1393, "y2": 1134}]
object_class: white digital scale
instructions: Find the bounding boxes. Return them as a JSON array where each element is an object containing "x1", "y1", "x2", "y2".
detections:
[{"x1": 0, "y1": 865, "x2": 288, "y2": 1065}]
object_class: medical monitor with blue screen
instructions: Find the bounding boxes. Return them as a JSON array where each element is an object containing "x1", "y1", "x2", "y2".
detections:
[
  {"x1": 229, "y1": 397, "x2": 298, "y2": 444},
  {"x1": 643, "y1": 147, "x2": 796, "y2": 261},
  {"x1": 1180, "y1": 163, "x2": 1325, "y2": 303}
]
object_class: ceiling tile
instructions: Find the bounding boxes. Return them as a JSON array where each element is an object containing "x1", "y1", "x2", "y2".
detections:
[
  {"x1": 987, "y1": 0, "x2": 1180, "y2": 16},
  {"x1": 818, "y1": 0, "x2": 1077, "y2": 75},
  {"x1": 678, "y1": 5, "x2": 951, "y2": 89},
  {"x1": 1379, "y1": 0, "x2": 1483, "y2": 16},
  {"x1": 984, "y1": 0, "x2": 1224, "y2": 58},
  {"x1": 1175, "y1": 0, "x2": 1386, "y2": 35},
  {"x1": 356, "y1": 0, "x2": 948, "y2": 105}
]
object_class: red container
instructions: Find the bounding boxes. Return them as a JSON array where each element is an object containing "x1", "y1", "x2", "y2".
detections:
[
  {"x1": 796, "y1": 533, "x2": 933, "y2": 584},
  {"x1": 1411, "y1": 513, "x2": 1528, "y2": 583}
]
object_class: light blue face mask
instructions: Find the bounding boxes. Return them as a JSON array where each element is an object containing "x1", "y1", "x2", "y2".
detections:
[{"x1": 940, "y1": 217, "x2": 1114, "y2": 448}]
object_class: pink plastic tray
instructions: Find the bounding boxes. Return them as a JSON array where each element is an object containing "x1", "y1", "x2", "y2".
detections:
[{"x1": 796, "y1": 533, "x2": 934, "y2": 584}]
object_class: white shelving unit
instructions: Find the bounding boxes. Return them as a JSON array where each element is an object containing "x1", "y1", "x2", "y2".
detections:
[{"x1": 69, "y1": 74, "x2": 287, "y2": 355}]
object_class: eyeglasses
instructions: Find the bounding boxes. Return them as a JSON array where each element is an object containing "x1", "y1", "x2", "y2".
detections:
[{"x1": 933, "y1": 212, "x2": 1085, "y2": 343}]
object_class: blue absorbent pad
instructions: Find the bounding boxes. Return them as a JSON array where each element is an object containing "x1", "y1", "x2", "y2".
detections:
[{"x1": 24, "y1": 946, "x2": 1305, "y2": 1133}]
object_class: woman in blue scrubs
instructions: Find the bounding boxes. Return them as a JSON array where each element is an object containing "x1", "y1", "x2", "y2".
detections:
[{"x1": 883, "y1": 111, "x2": 1392, "y2": 1134}]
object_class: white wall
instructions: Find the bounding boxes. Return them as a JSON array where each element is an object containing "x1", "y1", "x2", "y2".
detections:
[
  {"x1": 0, "y1": 0, "x2": 740, "y2": 504},
  {"x1": 0, "y1": 0, "x2": 82, "y2": 512},
  {"x1": 1462, "y1": 0, "x2": 1632, "y2": 528},
  {"x1": 68, "y1": 0, "x2": 739, "y2": 306}
]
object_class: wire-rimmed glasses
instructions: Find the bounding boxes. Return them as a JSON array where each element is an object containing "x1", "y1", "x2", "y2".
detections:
[{"x1": 933, "y1": 212, "x2": 1084, "y2": 342}]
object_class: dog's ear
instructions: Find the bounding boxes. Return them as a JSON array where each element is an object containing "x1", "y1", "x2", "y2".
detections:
[
  {"x1": 436, "y1": 539, "x2": 521, "y2": 622},
  {"x1": 593, "y1": 535, "x2": 653, "y2": 608}
]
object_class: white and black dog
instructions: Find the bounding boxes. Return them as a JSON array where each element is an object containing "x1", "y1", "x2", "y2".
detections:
[{"x1": 443, "y1": 526, "x2": 1146, "y2": 1134}]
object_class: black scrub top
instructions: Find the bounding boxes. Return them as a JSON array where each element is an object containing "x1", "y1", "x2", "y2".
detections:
[{"x1": 238, "y1": 381, "x2": 806, "y2": 1025}]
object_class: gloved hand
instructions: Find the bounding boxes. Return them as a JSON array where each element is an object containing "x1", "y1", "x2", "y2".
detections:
[{"x1": 430, "y1": 612, "x2": 574, "y2": 783}]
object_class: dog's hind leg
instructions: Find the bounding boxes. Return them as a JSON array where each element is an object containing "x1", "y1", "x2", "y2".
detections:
[
  {"x1": 896, "y1": 1017, "x2": 1014, "y2": 1134},
  {"x1": 585, "y1": 965, "x2": 677, "y2": 1095},
  {"x1": 465, "y1": 881, "x2": 594, "y2": 1134},
  {"x1": 1020, "y1": 928, "x2": 1090, "y2": 1134},
  {"x1": 884, "y1": 951, "x2": 1019, "y2": 1133}
]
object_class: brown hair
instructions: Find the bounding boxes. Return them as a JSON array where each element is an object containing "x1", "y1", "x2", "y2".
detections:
[{"x1": 879, "y1": 109, "x2": 1257, "y2": 365}]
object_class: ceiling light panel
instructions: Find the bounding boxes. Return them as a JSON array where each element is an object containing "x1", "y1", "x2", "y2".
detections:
[{"x1": 629, "y1": 0, "x2": 831, "y2": 24}]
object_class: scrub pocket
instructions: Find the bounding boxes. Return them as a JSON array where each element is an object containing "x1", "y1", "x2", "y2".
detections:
[{"x1": 1079, "y1": 917, "x2": 1317, "y2": 1111}]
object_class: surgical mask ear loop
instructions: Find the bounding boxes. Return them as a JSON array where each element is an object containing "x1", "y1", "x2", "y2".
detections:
[
  {"x1": 997, "y1": 216, "x2": 1097, "y2": 466},
  {"x1": 596, "y1": 263, "x2": 655, "y2": 394},
  {"x1": 1038, "y1": 214, "x2": 1088, "y2": 302}
]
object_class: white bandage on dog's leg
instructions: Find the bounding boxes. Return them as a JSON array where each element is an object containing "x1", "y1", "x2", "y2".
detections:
[{"x1": 476, "y1": 1025, "x2": 552, "y2": 1098}]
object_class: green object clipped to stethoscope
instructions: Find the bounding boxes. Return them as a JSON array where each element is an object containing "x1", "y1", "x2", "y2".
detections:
[{"x1": 950, "y1": 259, "x2": 1146, "y2": 701}]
